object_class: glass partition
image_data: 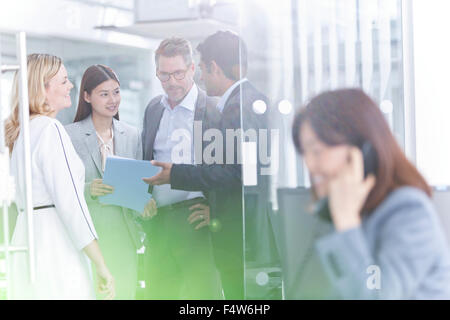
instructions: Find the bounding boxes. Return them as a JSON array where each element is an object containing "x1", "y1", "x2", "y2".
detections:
[
  {"x1": 0, "y1": 31, "x2": 154, "y2": 299},
  {"x1": 0, "y1": 32, "x2": 154, "y2": 128},
  {"x1": 0, "y1": 0, "x2": 407, "y2": 300},
  {"x1": 239, "y1": 0, "x2": 405, "y2": 299}
]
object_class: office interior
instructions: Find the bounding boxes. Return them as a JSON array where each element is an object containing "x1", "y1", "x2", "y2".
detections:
[{"x1": 1, "y1": 0, "x2": 450, "y2": 300}]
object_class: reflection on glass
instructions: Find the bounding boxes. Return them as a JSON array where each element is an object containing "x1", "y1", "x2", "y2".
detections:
[
  {"x1": 0, "y1": 33, "x2": 153, "y2": 129},
  {"x1": 239, "y1": 0, "x2": 404, "y2": 299}
]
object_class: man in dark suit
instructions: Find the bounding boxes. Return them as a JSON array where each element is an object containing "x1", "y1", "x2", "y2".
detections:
[
  {"x1": 140, "y1": 37, "x2": 222, "y2": 299},
  {"x1": 144, "y1": 31, "x2": 269, "y2": 299}
]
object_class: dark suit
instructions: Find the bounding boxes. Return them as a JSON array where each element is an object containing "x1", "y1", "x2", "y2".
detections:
[
  {"x1": 141, "y1": 87, "x2": 222, "y2": 299},
  {"x1": 170, "y1": 81, "x2": 269, "y2": 299}
]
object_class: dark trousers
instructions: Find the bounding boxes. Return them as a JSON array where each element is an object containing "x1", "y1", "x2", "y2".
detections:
[
  {"x1": 211, "y1": 217, "x2": 245, "y2": 300},
  {"x1": 142, "y1": 199, "x2": 222, "y2": 299},
  {"x1": 214, "y1": 260, "x2": 244, "y2": 300}
]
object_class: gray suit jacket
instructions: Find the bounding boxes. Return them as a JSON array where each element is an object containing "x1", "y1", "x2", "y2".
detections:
[
  {"x1": 65, "y1": 116, "x2": 143, "y2": 249},
  {"x1": 315, "y1": 186, "x2": 450, "y2": 299}
]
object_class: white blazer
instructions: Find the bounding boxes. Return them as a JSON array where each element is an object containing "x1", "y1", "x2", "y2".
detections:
[{"x1": 10, "y1": 116, "x2": 97, "y2": 299}]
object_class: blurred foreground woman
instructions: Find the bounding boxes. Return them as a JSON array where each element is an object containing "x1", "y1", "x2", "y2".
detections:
[
  {"x1": 292, "y1": 88, "x2": 450, "y2": 299},
  {"x1": 5, "y1": 54, "x2": 115, "y2": 299}
]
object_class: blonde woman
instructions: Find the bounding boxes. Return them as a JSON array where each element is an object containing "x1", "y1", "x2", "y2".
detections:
[{"x1": 5, "y1": 54, "x2": 115, "y2": 299}]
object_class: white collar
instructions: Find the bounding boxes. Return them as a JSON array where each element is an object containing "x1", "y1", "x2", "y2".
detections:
[
  {"x1": 161, "y1": 83, "x2": 198, "y2": 112},
  {"x1": 216, "y1": 78, "x2": 248, "y2": 113},
  {"x1": 95, "y1": 126, "x2": 114, "y2": 145}
]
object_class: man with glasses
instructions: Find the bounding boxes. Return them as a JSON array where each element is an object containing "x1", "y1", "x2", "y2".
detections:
[
  {"x1": 139, "y1": 37, "x2": 222, "y2": 299},
  {"x1": 144, "y1": 31, "x2": 270, "y2": 300}
]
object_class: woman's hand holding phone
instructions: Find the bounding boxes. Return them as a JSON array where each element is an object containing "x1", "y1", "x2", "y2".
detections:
[{"x1": 328, "y1": 147, "x2": 376, "y2": 232}]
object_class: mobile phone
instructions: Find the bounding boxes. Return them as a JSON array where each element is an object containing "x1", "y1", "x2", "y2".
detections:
[{"x1": 314, "y1": 141, "x2": 378, "y2": 222}]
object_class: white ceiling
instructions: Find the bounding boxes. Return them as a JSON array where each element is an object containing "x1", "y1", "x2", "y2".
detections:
[{"x1": 67, "y1": 0, "x2": 134, "y2": 11}]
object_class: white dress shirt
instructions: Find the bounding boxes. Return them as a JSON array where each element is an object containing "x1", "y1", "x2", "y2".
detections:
[
  {"x1": 152, "y1": 84, "x2": 204, "y2": 207},
  {"x1": 216, "y1": 78, "x2": 248, "y2": 113}
]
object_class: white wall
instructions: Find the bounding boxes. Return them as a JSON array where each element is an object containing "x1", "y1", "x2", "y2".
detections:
[{"x1": 412, "y1": 0, "x2": 450, "y2": 186}]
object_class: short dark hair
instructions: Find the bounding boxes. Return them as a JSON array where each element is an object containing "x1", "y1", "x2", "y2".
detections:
[{"x1": 196, "y1": 30, "x2": 247, "y2": 81}]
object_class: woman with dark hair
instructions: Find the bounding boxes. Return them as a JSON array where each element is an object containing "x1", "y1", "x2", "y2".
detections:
[
  {"x1": 65, "y1": 65, "x2": 143, "y2": 299},
  {"x1": 292, "y1": 88, "x2": 450, "y2": 299}
]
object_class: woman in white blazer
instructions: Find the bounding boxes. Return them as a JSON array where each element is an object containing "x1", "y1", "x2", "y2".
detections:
[
  {"x1": 65, "y1": 65, "x2": 142, "y2": 300},
  {"x1": 5, "y1": 54, "x2": 115, "y2": 299}
]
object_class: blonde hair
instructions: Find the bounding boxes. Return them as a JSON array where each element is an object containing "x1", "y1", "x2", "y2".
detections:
[{"x1": 4, "y1": 53, "x2": 62, "y2": 152}]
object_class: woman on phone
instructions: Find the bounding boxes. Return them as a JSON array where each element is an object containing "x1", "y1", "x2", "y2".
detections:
[
  {"x1": 292, "y1": 88, "x2": 450, "y2": 299},
  {"x1": 65, "y1": 65, "x2": 142, "y2": 299},
  {"x1": 6, "y1": 54, "x2": 115, "y2": 299}
]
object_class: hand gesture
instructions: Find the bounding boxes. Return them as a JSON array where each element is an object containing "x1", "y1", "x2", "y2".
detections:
[
  {"x1": 329, "y1": 147, "x2": 376, "y2": 232},
  {"x1": 142, "y1": 161, "x2": 173, "y2": 186},
  {"x1": 141, "y1": 198, "x2": 157, "y2": 220},
  {"x1": 96, "y1": 264, "x2": 115, "y2": 300},
  {"x1": 188, "y1": 203, "x2": 210, "y2": 230},
  {"x1": 90, "y1": 179, "x2": 114, "y2": 197}
]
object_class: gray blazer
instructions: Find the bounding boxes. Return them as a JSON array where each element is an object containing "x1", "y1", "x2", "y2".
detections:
[
  {"x1": 315, "y1": 187, "x2": 450, "y2": 299},
  {"x1": 65, "y1": 116, "x2": 143, "y2": 249}
]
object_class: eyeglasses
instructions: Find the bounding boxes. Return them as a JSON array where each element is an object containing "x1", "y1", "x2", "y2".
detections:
[{"x1": 156, "y1": 67, "x2": 190, "y2": 82}]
